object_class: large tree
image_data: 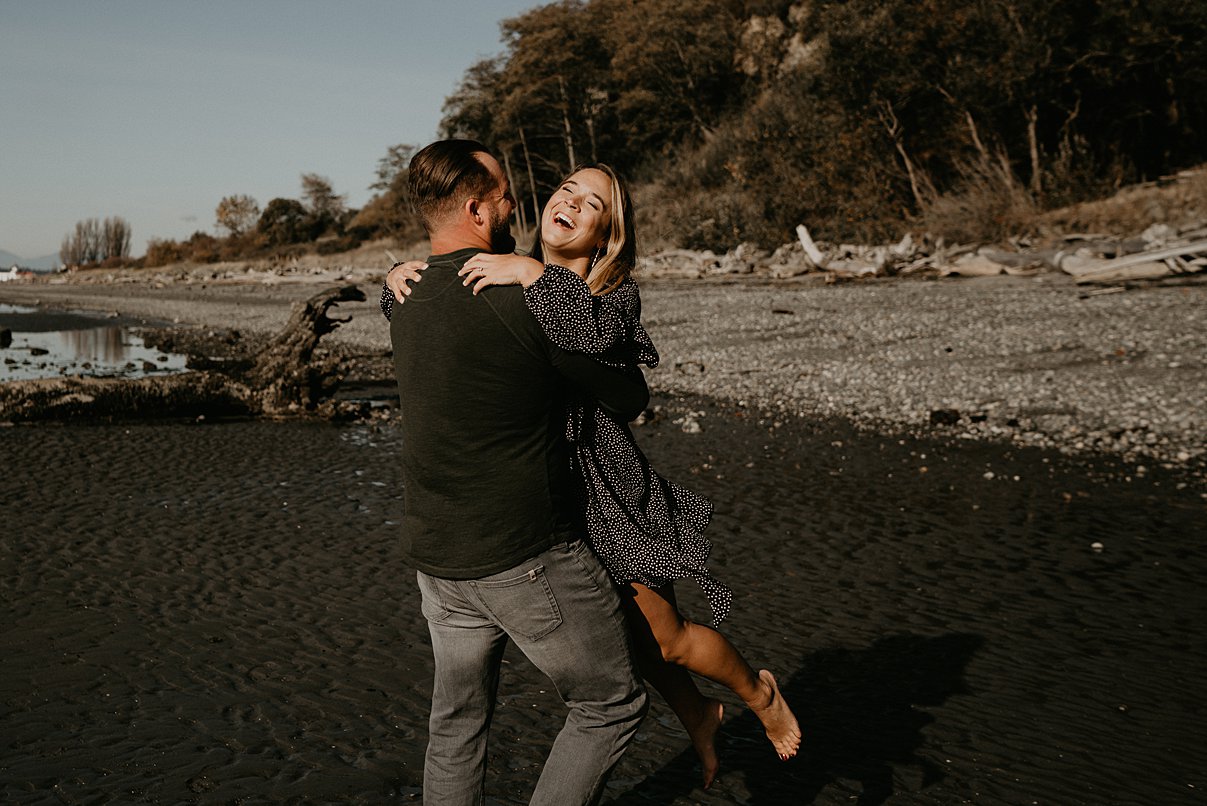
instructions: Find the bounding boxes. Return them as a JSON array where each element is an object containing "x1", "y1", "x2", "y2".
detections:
[
  {"x1": 347, "y1": 144, "x2": 424, "y2": 242},
  {"x1": 300, "y1": 174, "x2": 347, "y2": 223},
  {"x1": 215, "y1": 194, "x2": 261, "y2": 237},
  {"x1": 258, "y1": 198, "x2": 312, "y2": 246}
]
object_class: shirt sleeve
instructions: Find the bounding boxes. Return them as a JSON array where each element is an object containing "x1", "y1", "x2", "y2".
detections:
[
  {"x1": 523, "y1": 265, "x2": 660, "y2": 368},
  {"x1": 379, "y1": 281, "x2": 393, "y2": 321}
]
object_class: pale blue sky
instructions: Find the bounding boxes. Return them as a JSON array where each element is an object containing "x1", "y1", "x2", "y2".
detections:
[{"x1": 0, "y1": 0, "x2": 540, "y2": 259}]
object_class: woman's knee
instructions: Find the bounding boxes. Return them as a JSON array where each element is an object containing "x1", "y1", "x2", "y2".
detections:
[{"x1": 652, "y1": 618, "x2": 696, "y2": 666}]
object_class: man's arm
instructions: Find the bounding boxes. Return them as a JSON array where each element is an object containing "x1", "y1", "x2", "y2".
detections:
[
  {"x1": 550, "y1": 347, "x2": 649, "y2": 421},
  {"x1": 477, "y1": 284, "x2": 650, "y2": 420}
]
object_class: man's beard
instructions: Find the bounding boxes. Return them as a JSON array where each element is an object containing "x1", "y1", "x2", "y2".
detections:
[{"x1": 488, "y1": 208, "x2": 516, "y2": 254}]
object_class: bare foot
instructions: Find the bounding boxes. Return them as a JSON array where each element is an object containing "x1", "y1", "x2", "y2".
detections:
[
  {"x1": 749, "y1": 670, "x2": 801, "y2": 760},
  {"x1": 686, "y1": 698, "x2": 724, "y2": 788}
]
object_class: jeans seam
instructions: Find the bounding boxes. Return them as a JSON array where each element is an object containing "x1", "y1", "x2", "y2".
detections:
[{"x1": 566, "y1": 542, "x2": 638, "y2": 674}]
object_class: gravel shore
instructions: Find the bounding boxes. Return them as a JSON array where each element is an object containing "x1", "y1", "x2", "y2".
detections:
[
  {"x1": 639, "y1": 273, "x2": 1206, "y2": 476},
  {"x1": 2, "y1": 267, "x2": 1204, "y2": 476}
]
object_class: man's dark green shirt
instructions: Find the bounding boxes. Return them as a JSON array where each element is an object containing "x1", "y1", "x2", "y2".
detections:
[{"x1": 390, "y1": 248, "x2": 649, "y2": 579}]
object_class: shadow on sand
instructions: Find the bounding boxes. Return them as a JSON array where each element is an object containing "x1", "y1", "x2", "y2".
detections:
[{"x1": 607, "y1": 632, "x2": 983, "y2": 805}]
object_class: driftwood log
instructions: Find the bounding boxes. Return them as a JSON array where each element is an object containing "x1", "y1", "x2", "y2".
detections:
[
  {"x1": 1058, "y1": 238, "x2": 1207, "y2": 284},
  {"x1": 0, "y1": 284, "x2": 366, "y2": 422},
  {"x1": 245, "y1": 284, "x2": 365, "y2": 412}
]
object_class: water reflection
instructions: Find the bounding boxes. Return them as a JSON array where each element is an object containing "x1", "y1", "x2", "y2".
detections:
[
  {"x1": 62, "y1": 326, "x2": 128, "y2": 363},
  {"x1": 0, "y1": 304, "x2": 188, "y2": 382}
]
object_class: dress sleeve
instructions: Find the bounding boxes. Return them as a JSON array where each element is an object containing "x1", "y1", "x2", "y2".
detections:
[
  {"x1": 379, "y1": 281, "x2": 394, "y2": 321},
  {"x1": 523, "y1": 264, "x2": 659, "y2": 367}
]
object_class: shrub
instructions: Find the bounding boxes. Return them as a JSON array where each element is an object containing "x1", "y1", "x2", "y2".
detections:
[
  {"x1": 916, "y1": 150, "x2": 1039, "y2": 243},
  {"x1": 316, "y1": 235, "x2": 363, "y2": 256},
  {"x1": 144, "y1": 238, "x2": 188, "y2": 267}
]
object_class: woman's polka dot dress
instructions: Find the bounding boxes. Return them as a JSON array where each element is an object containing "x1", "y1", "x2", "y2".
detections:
[{"x1": 525, "y1": 265, "x2": 732, "y2": 627}]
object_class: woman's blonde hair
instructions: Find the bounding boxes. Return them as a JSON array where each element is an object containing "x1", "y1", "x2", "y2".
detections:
[{"x1": 530, "y1": 163, "x2": 637, "y2": 295}]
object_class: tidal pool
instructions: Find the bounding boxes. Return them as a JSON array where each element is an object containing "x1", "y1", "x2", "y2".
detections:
[{"x1": 0, "y1": 303, "x2": 188, "y2": 382}]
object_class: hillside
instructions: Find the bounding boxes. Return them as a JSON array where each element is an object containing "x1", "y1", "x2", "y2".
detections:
[{"x1": 439, "y1": 0, "x2": 1207, "y2": 250}]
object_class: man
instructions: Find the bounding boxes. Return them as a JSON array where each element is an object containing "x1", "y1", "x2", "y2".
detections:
[{"x1": 389, "y1": 139, "x2": 648, "y2": 805}]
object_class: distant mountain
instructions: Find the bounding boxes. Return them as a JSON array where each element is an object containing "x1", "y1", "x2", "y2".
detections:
[{"x1": 0, "y1": 249, "x2": 60, "y2": 270}]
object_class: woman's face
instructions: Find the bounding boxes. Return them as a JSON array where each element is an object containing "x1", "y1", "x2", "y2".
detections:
[{"x1": 540, "y1": 168, "x2": 612, "y2": 259}]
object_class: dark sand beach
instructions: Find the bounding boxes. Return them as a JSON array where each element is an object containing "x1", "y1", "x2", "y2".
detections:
[
  {"x1": 2, "y1": 273, "x2": 1206, "y2": 804},
  {"x1": 2, "y1": 397, "x2": 1205, "y2": 805}
]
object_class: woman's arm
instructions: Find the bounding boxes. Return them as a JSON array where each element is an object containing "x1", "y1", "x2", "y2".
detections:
[
  {"x1": 454, "y1": 253, "x2": 659, "y2": 367},
  {"x1": 522, "y1": 266, "x2": 659, "y2": 366}
]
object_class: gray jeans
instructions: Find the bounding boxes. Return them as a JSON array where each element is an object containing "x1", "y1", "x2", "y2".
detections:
[{"x1": 416, "y1": 540, "x2": 647, "y2": 806}]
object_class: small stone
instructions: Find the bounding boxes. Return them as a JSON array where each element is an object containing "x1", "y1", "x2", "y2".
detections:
[
  {"x1": 930, "y1": 409, "x2": 960, "y2": 426},
  {"x1": 1091, "y1": 542, "x2": 1104, "y2": 552}
]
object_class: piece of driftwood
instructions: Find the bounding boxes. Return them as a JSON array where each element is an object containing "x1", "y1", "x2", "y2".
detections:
[
  {"x1": 1079, "y1": 286, "x2": 1128, "y2": 299},
  {"x1": 795, "y1": 224, "x2": 828, "y2": 269},
  {"x1": 245, "y1": 284, "x2": 364, "y2": 412},
  {"x1": 1059, "y1": 238, "x2": 1207, "y2": 283},
  {"x1": 1073, "y1": 261, "x2": 1172, "y2": 284},
  {"x1": 940, "y1": 254, "x2": 1007, "y2": 277},
  {"x1": 0, "y1": 284, "x2": 366, "y2": 422}
]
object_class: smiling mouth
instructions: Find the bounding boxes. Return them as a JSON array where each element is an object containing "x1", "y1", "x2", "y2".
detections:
[{"x1": 553, "y1": 212, "x2": 575, "y2": 230}]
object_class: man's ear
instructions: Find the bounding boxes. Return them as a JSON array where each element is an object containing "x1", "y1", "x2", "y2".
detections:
[{"x1": 465, "y1": 198, "x2": 484, "y2": 225}]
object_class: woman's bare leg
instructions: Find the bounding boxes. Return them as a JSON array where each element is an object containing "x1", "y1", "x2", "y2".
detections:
[
  {"x1": 630, "y1": 582, "x2": 802, "y2": 760},
  {"x1": 621, "y1": 594, "x2": 724, "y2": 788}
]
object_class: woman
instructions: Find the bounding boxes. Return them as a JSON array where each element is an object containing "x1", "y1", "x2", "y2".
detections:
[{"x1": 383, "y1": 164, "x2": 800, "y2": 785}]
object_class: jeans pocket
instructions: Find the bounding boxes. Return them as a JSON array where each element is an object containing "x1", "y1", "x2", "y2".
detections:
[
  {"x1": 472, "y1": 565, "x2": 563, "y2": 641},
  {"x1": 416, "y1": 571, "x2": 454, "y2": 623}
]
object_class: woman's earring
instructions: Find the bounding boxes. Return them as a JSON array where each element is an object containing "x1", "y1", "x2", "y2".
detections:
[{"x1": 589, "y1": 246, "x2": 602, "y2": 271}]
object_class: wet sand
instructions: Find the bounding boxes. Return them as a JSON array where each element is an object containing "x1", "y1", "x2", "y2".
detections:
[{"x1": 2, "y1": 394, "x2": 1204, "y2": 804}]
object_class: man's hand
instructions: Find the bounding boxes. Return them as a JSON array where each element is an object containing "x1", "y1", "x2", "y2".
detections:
[
  {"x1": 387, "y1": 261, "x2": 428, "y2": 304},
  {"x1": 459, "y1": 253, "x2": 544, "y2": 295}
]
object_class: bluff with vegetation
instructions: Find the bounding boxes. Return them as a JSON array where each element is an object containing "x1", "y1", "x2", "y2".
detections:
[
  {"x1": 62, "y1": 0, "x2": 1206, "y2": 268},
  {"x1": 444, "y1": 0, "x2": 1206, "y2": 249}
]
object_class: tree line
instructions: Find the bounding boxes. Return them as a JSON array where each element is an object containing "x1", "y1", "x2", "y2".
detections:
[
  {"x1": 130, "y1": 152, "x2": 429, "y2": 268},
  {"x1": 439, "y1": 0, "x2": 1206, "y2": 248},
  {"x1": 59, "y1": 217, "x2": 132, "y2": 267}
]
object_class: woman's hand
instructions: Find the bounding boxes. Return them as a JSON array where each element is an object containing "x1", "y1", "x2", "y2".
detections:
[
  {"x1": 387, "y1": 261, "x2": 428, "y2": 304},
  {"x1": 459, "y1": 253, "x2": 544, "y2": 295}
]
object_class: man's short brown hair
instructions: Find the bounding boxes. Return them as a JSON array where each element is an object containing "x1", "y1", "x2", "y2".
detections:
[{"x1": 408, "y1": 139, "x2": 497, "y2": 231}]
